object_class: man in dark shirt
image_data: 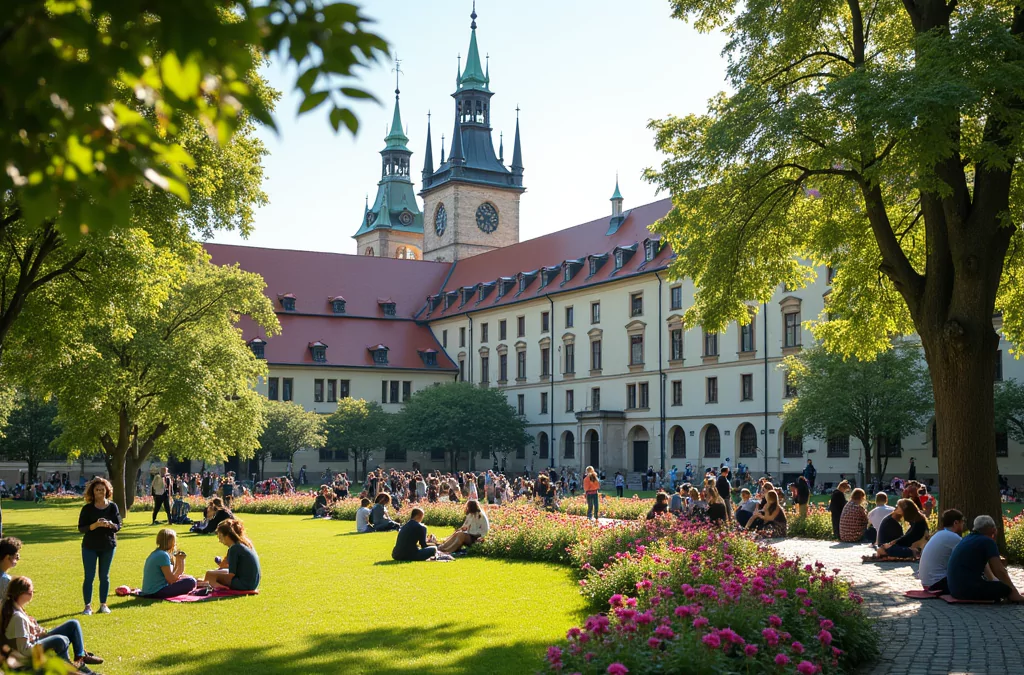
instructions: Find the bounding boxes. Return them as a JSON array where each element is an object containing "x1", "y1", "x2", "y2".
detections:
[
  {"x1": 947, "y1": 515, "x2": 1024, "y2": 602},
  {"x1": 716, "y1": 468, "x2": 732, "y2": 522},
  {"x1": 907, "y1": 458, "x2": 917, "y2": 481},
  {"x1": 802, "y1": 460, "x2": 817, "y2": 488},
  {"x1": 392, "y1": 509, "x2": 437, "y2": 561}
]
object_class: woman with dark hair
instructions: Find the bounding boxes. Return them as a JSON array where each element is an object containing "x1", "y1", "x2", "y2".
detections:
[
  {"x1": 3, "y1": 577, "x2": 103, "y2": 671},
  {"x1": 78, "y1": 477, "x2": 120, "y2": 615},
  {"x1": 746, "y1": 486, "x2": 787, "y2": 537},
  {"x1": 704, "y1": 487, "x2": 728, "y2": 525},
  {"x1": 438, "y1": 500, "x2": 490, "y2": 554},
  {"x1": 202, "y1": 519, "x2": 261, "y2": 591},
  {"x1": 877, "y1": 498, "x2": 929, "y2": 559},
  {"x1": 369, "y1": 493, "x2": 400, "y2": 532},
  {"x1": 828, "y1": 480, "x2": 850, "y2": 539},
  {"x1": 646, "y1": 492, "x2": 670, "y2": 520},
  {"x1": 796, "y1": 476, "x2": 811, "y2": 518},
  {"x1": 192, "y1": 497, "x2": 234, "y2": 534}
]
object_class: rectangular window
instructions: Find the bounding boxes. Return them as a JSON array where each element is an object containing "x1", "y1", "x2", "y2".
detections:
[
  {"x1": 706, "y1": 377, "x2": 718, "y2": 403},
  {"x1": 381, "y1": 380, "x2": 388, "y2": 404},
  {"x1": 672, "y1": 380, "x2": 682, "y2": 406},
  {"x1": 591, "y1": 387, "x2": 600, "y2": 410},
  {"x1": 827, "y1": 436, "x2": 850, "y2": 458},
  {"x1": 327, "y1": 379, "x2": 337, "y2": 402},
  {"x1": 459, "y1": 327, "x2": 466, "y2": 348},
  {"x1": 741, "y1": 319, "x2": 755, "y2": 353},
  {"x1": 267, "y1": 377, "x2": 279, "y2": 401},
  {"x1": 670, "y1": 286, "x2": 682, "y2": 310},
  {"x1": 564, "y1": 343, "x2": 575, "y2": 374},
  {"x1": 339, "y1": 380, "x2": 350, "y2": 399},
  {"x1": 458, "y1": 358, "x2": 465, "y2": 382},
  {"x1": 639, "y1": 382, "x2": 649, "y2": 408},
  {"x1": 541, "y1": 311, "x2": 550, "y2": 333},
  {"x1": 480, "y1": 356, "x2": 490, "y2": 383},
  {"x1": 784, "y1": 311, "x2": 801, "y2": 348},
  {"x1": 282, "y1": 378, "x2": 293, "y2": 401},
  {"x1": 566, "y1": 389, "x2": 575, "y2": 412},
  {"x1": 784, "y1": 371, "x2": 797, "y2": 398},
  {"x1": 517, "y1": 350, "x2": 527, "y2": 380},
  {"x1": 996, "y1": 350, "x2": 1003, "y2": 382},
  {"x1": 670, "y1": 328, "x2": 683, "y2": 361},
  {"x1": 499, "y1": 320, "x2": 507, "y2": 341},
  {"x1": 314, "y1": 379, "x2": 324, "y2": 403},
  {"x1": 626, "y1": 384, "x2": 637, "y2": 409},
  {"x1": 703, "y1": 331, "x2": 718, "y2": 357},
  {"x1": 442, "y1": 330, "x2": 448, "y2": 349},
  {"x1": 517, "y1": 394, "x2": 525, "y2": 416},
  {"x1": 480, "y1": 323, "x2": 489, "y2": 343},
  {"x1": 741, "y1": 374, "x2": 753, "y2": 401},
  {"x1": 630, "y1": 334, "x2": 644, "y2": 365},
  {"x1": 517, "y1": 316, "x2": 526, "y2": 338},
  {"x1": 541, "y1": 347, "x2": 550, "y2": 377},
  {"x1": 591, "y1": 301, "x2": 600, "y2": 324},
  {"x1": 565, "y1": 306, "x2": 574, "y2": 328},
  {"x1": 402, "y1": 381, "x2": 411, "y2": 402},
  {"x1": 591, "y1": 339, "x2": 602, "y2": 370},
  {"x1": 499, "y1": 354, "x2": 508, "y2": 382},
  {"x1": 390, "y1": 381, "x2": 400, "y2": 404},
  {"x1": 630, "y1": 292, "x2": 643, "y2": 317},
  {"x1": 540, "y1": 392, "x2": 548, "y2": 414}
]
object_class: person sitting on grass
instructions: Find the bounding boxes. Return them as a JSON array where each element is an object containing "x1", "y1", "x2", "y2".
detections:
[
  {"x1": 141, "y1": 529, "x2": 197, "y2": 599},
  {"x1": 355, "y1": 498, "x2": 374, "y2": 533},
  {"x1": 705, "y1": 487, "x2": 727, "y2": 525},
  {"x1": 669, "y1": 485, "x2": 686, "y2": 517},
  {"x1": 866, "y1": 492, "x2": 894, "y2": 545},
  {"x1": 946, "y1": 515, "x2": 1024, "y2": 603},
  {"x1": 828, "y1": 480, "x2": 850, "y2": 539},
  {"x1": 745, "y1": 486, "x2": 786, "y2": 537},
  {"x1": 191, "y1": 497, "x2": 234, "y2": 535},
  {"x1": 735, "y1": 488, "x2": 759, "y2": 528},
  {"x1": 438, "y1": 500, "x2": 489, "y2": 554},
  {"x1": 202, "y1": 520, "x2": 261, "y2": 592},
  {"x1": 313, "y1": 486, "x2": 333, "y2": 519},
  {"x1": 646, "y1": 492, "x2": 670, "y2": 520},
  {"x1": 0, "y1": 537, "x2": 22, "y2": 602},
  {"x1": 370, "y1": 493, "x2": 401, "y2": 532},
  {"x1": 918, "y1": 509, "x2": 964, "y2": 594},
  {"x1": 391, "y1": 508, "x2": 439, "y2": 562},
  {"x1": 686, "y1": 487, "x2": 707, "y2": 519},
  {"x1": 2, "y1": 577, "x2": 103, "y2": 672},
  {"x1": 839, "y1": 488, "x2": 870, "y2": 543},
  {"x1": 876, "y1": 498, "x2": 928, "y2": 559}
]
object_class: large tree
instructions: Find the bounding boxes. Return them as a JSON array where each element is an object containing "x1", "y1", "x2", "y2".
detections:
[
  {"x1": 782, "y1": 344, "x2": 933, "y2": 486},
  {"x1": 394, "y1": 383, "x2": 532, "y2": 473},
  {"x1": 647, "y1": 0, "x2": 1024, "y2": 534},
  {"x1": 0, "y1": 394, "x2": 60, "y2": 482},
  {"x1": 324, "y1": 398, "x2": 390, "y2": 482},
  {"x1": 256, "y1": 400, "x2": 326, "y2": 479}
]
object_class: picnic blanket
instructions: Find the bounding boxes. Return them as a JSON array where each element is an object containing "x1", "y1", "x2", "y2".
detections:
[
  {"x1": 904, "y1": 589, "x2": 942, "y2": 599},
  {"x1": 163, "y1": 589, "x2": 259, "y2": 603}
]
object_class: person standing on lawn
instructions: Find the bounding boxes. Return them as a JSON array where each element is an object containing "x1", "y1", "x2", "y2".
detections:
[
  {"x1": 802, "y1": 459, "x2": 817, "y2": 490},
  {"x1": 795, "y1": 475, "x2": 811, "y2": 519},
  {"x1": 908, "y1": 457, "x2": 917, "y2": 481},
  {"x1": 79, "y1": 478, "x2": 121, "y2": 616},
  {"x1": 151, "y1": 467, "x2": 172, "y2": 525},
  {"x1": 828, "y1": 480, "x2": 849, "y2": 539},
  {"x1": 614, "y1": 471, "x2": 625, "y2": 497},
  {"x1": 716, "y1": 467, "x2": 732, "y2": 522},
  {"x1": 583, "y1": 466, "x2": 601, "y2": 520}
]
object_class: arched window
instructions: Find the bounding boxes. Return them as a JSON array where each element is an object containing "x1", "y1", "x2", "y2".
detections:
[
  {"x1": 704, "y1": 425, "x2": 720, "y2": 458},
  {"x1": 538, "y1": 432, "x2": 549, "y2": 459},
  {"x1": 739, "y1": 424, "x2": 757, "y2": 458},
  {"x1": 783, "y1": 430, "x2": 803, "y2": 458},
  {"x1": 563, "y1": 431, "x2": 575, "y2": 459},
  {"x1": 364, "y1": 247, "x2": 375, "y2": 256},
  {"x1": 671, "y1": 427, "x2": 686, "y2": 458}
]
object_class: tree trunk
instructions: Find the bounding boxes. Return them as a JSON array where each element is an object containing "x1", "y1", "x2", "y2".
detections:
[
  {"x1": 27, "y1": 458, "x2": 39, "y2": 483},
  {"x1": 109, "y1": 453, "x2": 128, "y2": 517}
]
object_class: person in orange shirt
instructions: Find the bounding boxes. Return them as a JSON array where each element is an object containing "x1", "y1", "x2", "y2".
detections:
[{"x1": 583, "y1": 466, "x2": 601, "y2": 520}]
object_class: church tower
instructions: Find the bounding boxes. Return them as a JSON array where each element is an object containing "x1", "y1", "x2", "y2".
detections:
[
  {"x1": 420, "y1": 5, "x2": 525, "y2": 262},
  {"x1": 353, "y1": 66, "x2": 424, "y2": 259}
]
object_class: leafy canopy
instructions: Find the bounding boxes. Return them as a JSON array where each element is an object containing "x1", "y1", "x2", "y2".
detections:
[
  {"x1": 258, "y1": 400, "x2": 327, "y2": 463},
  {"x1": 2, "y1": 1, "x2": 388, "y2": 237},
  {"x1": 0, "y1": 394, "x2": 60, "y2": 481}
]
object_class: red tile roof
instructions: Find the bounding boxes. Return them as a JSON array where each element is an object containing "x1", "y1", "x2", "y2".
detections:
[{"x1": 423, "y1": 198, "x2": 673, "y2": 318}]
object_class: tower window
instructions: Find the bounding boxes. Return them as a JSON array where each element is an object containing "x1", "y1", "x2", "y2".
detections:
[
  {"x1": 331, "y1": 298, "x2": 346, "y2": 314},
  {"x1": 248, "y1": 338, "x2": 266, "y2": 360}
]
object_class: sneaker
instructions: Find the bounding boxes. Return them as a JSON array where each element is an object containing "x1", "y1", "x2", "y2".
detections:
[
  {"x1": 82, "y1": 605, "x2": 93, "y2": 616},
  {"x1": 98, "y1": 604, "x2": 110, "y2": 614}
]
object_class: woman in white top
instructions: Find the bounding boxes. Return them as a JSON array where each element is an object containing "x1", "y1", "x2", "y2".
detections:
[
  {"x1": 2, "y1": 577, "x2": 103, "y2": 670},
  {"x1": 438, "y1": 500, "x2": 490, "y2": 554}
]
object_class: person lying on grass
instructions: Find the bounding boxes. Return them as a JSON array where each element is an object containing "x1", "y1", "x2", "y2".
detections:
[
  {"x1": 2, "y1": 577, "x2": 103, "y2": 671},
  {"x1": 201, "y1": 519, "x2": 261, "y2": 592},
  {"x1": 876, "y1": 498, "x2": 928, "y2": 559},
  {"x1": 141, "y1": 529, "x2": 197, "y2": 599},
  {"x1": 437, "y1": 500, "x2": 489, "y2": 554},
  {"x1": 391, "y1": 508, "x2": 439, "y2": 562}
]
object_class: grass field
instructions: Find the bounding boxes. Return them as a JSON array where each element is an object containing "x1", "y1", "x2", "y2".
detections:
[{"x1": 3, "y1": 502, "x2": 586, "y2": 675}]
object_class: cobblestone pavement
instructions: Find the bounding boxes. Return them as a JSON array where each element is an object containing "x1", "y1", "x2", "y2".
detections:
[{"x1": 771, "y1": 539, "x2": 1024, "y2": 675}]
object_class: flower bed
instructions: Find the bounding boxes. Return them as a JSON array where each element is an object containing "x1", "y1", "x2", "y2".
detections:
[{"x1": 561, "y1": 494, "x2": 650, "y2": 520}]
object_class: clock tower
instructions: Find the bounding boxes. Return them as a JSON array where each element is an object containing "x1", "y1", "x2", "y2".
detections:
[{"x1": 420, "y1": 5, "x2": 524, "y2": 262}]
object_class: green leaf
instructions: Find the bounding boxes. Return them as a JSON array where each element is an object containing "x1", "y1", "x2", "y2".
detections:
[
  {"x1": 160, "y1": 51, "x2": 202, "y2": 101},
  {"x1": 330, "y1": 107, "x2": 358, "y2": 135},
  {"x1": 298, "y1": 91, "x2": 330, "y2": 114},
  {"x1": 339, "y1": 87, "x2": 376, "y2": 100}
]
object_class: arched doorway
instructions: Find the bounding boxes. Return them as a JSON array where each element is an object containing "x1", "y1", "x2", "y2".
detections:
[
  {"x1": 563, "y1": 431, "x2": 575, "y2": 460},
  {"x1": 702, "y1": 424, "x2": 721, "y2": 460},
  {"x1": 538, "y1": 432, "x2": 549, "y2": 460},
  {"x1": 586, "y1": 429, "x2": 599, "y2": 469},
  {"x1": 738, "y1": 423, "x2": 757, "y2": 458},
  {"x1": 670, "y1": 425, "x2": 685, "y2": 459},
  {"x1": 628, "y1": 426, "x2": 650, "y2": 472}
]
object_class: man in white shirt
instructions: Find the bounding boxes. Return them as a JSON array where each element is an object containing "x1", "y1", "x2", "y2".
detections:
[
  {"x1": 866, "y1": 492, "x2": 895, "y2": 545},
  {"x1": 918, "y1": 509, "x2": 964, "y2": 593},
  {"x1": 355, "y1": 498, "x2": 373, "y2": 533}
]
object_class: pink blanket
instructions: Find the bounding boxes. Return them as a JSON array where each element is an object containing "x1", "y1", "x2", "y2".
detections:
[{"x1": 162, "y1": 589, "x2": 259, "y2": 603}]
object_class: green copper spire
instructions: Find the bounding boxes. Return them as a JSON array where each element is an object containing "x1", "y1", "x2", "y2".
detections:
[
  {"x1": 610, "y1": 176, "x2": 623, "y2": 201},
  {"x1": 459, "y1": 3, "x2": 489, "y2": 92},
  {"x1": 384, "y1": 55, "x2": 409, "y2": 151}
]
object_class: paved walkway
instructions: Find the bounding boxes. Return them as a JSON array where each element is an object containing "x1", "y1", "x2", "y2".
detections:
[{"x1": 771, "y1": 539, "x2": 1024, "y2": 675}]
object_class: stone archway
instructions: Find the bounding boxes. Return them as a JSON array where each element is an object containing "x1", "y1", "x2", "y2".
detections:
[{"x1": 585, "y1": 429, "x2": 600, "y2": 469}]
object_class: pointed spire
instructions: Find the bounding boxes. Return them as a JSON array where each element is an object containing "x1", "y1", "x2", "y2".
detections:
[
  {"x1": 499, "y1": 131, "x2": 504, "y2": 163},
  {"x1": 510, "y1": 106, "x2": 523, "y2": 175},
  {"x1": 486, "y1": 53, "x2": 490, "y2": 86},
  {"x1": 610, "y1": 174, "x2": 623, "y2": 201},
  {"x1": 456, "y1": 53, "x2": 461, "y2": 87},
  {"x1": 440, "y1": 134, "x2": 446, "y2": 164},
  {"x1": 384, "y1": 54, "x2": 409, "y2": 151},
  {"x1": 376, "y1": 184, "x2": 394, "y2": 228},
  {"x1": 422, "y1": 111, "x2": 434, "y2": 178},
  {"x1": 449, "y1": 116, "x2": 465, "y2": 165},
  {"x1": 610, "y1": 173, "x2": 624, "y2": 218},
  {"x1": 459, "y1": 3, "x2": 488, "y2": 91}
]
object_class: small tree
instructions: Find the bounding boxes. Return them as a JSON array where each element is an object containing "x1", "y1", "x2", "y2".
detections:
[
  {"x1": 395, "y1": 382, "x2": 532, "y2": 473},
  {"x1": 995, "y1": 379, "x2": 1024, "y2": 444},
  {"x1": 0, "y1": 394, "x2": 60, "y2": 482},
  {"x1": 324, "y1": 398, "x2": 389, "y2": 482},
  {"x1": 255, "y1": 400, "x2": 326, "y2": 480},
  {"x1": 782, "y1": 344, "x2": 933, "y2": 487}
]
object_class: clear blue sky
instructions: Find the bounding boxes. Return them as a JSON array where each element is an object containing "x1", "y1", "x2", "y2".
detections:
[{"x1": 210, "y1": 0, "x2": 729, "y2": 254}]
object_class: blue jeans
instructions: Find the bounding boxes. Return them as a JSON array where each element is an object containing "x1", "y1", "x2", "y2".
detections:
[
  {"x1": 586, "y1": 493, "x2": 599, "y2": 519},
  {"x1": 82, "y1": 546, "x2": 115, "y2": 604},
  {"x1": 40, "y1": 619, "x2": 86, "y2": 661}
]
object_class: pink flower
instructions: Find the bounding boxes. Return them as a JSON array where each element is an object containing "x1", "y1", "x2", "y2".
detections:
[
  {"x1": 819, "y1": 619, "x2": 834, "y2": 630},
  {"x1": 817, "y1": 630, "x2": 833, "y2": 646},
  {"x1": 547, "y1": 646, "x2": 562, "y2": 665},
  {"x1": 654, "y1": 625, "x2": 675, "y2": 640},
  {"x1": 719, "y1": 628, "x2": 744, "y2": 645},
  {"x1": 768, "y1": 615, "x2": 783, "y2": 627},
  {"x1": 607, "y1": 664, "x2": 629, "y2": 675},
  {"x1": 745, "y1": 644, "x2": 759, "y2": 657},
  {"x1": 797, "y1": 661, "x2": 818, "y2": 675},
  {"x1": 702, "y1": 632, "x2": 722, "y2": 649},
  {"x1": 795, "y1": 588, "x2": 808, "y2": 596},
  {"x1": 775, "y1": 654, "x2": 791, "y2": 666},
  {"x1": 566, "y1": 627, "x2": 582, "y2": 640},
  {"x1": 761, "y1": 628, "x2": 780, "y2": 646},
  {"x1": 636, "y1": 579, "x2": 652, "y2": 590},
  {"x1": 608, "y1": 594, "x2": 625, "y2": 607},
  {"x1": 791, "y1": 641, "x2": 805, "y2": 655},
  {"x1": 635, "y1": 610, "x2": 655, "y2": 625},
  {"x1": 693, "y1": 616, "x2": 710, "y2": 629}
]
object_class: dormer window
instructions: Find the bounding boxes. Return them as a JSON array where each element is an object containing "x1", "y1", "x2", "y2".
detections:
[
  {"x1": 279, "y1": 294, "x2": 296, "y2": 311},
  {"x1": 369, "y1": 344, "x2": 389, "y2": 365},
  {"x1": 644, "y1": 241, "x2": 655, "y2": 262},
  {"x1": 519, "y1": 276, "x2": 527, "y2": 293},
  {"x1": 248, "y1": 338, "x2": 266, "y2": 359},
  {"x1": 378, "y1": 298, "x2": 397, "y2": 316},
  {"x1": 615, "y1": 251, "x2": 624, "y2": 269},
  {"x1": 330, "y1": 297, "x2": 346, "y2": 314},
  {"x1": 461, "y1": 286, "x2": 476, "y2": 305},
  {"x1": 564, "y1": 267, "x2": 572, "y2": 282},
  {"x1": 309, "y1": 341, "x2": 328, "y2": 363},
  {"x1": 497, "y1": 277, "x2": 514, "y2": 299},
  {"x1": 419, "y1": 348, "x2": 438, "y2": 367},
  {"x1": 589, "y1": 259, "x2": 598, "y2": 275},
  {"x1": 428, "y1": 295, "x2": 442, "y2": 312}
]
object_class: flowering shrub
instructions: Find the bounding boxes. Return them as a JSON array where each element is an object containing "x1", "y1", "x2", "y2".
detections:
[
  {"x1": 561, "y1": 495, "x2": 651, "y2": 520},
  {"x1": 1004, "y1": 513, "x2": 1024, "y2": 564},
  {"x1": 787, "y1": 505, "x2": 834, "y2": 540}
]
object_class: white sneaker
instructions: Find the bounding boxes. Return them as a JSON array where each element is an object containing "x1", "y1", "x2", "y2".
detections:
[
  {"x1": 82, "y1": 606, "x2": 93, "y2": 616},
  {"x1": 98, "y1": 605, "x2": 110, "y2": 614}
]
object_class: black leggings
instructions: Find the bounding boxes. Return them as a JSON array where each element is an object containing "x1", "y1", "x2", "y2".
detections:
[
  {"x1": 393, "y1": 546, "x2": 437, "y2": 562},
  {"x1": 152, "y1": 493, "x2": 171, "y2": 522},
  {"x1": 953, "y1": 580, "x2": 1011, "y2": 602}
]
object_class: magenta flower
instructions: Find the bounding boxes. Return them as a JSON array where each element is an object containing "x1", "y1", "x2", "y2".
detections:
[
  {"x1": 547, "y1": 646, "x2": 562, "y2": 665},
  {"x1": 745, "y1": 644, "x2": 759, "y2": 657},
  {"x1": 791, "y1": 641, "x2": 805, "y2": 655},
  {"x1": 654, "y1": 625, "x2": 675, "y2": 640},
  {"x1": 775, "y1": 654, "x2": 791, "y2": 666},
  {"x1": 761, "y1": 628, "x2": 780, "y2": 646},
  {"x1": 768, "y1": 615, "x2": 783, "y2": 627},
  {"x1": 693, "y1": 616, "x2": 710, "y2": 629},
  {"x1": 608, "y1": 594, "x2": 625, "y2": 607},
  {"x1": 817, "y1": 630, "x2": 833, "y2": 646},
  {"x1": 647, "y1": 637, "x2": 662, "y2": 649},
  {"x1": 796, "y1": 661, "x2": 818, "y2": 675},
  {"x1": 819, "y1": 619, "x2": 834, "y2": 630},
  {"x1": 702, "y1": 632, "x2": 722, "y2": 649},
  {"x1": 795, "y1": 588, "x2": 808, "y2": 596},
  {"x1": 606, "y1": 664, "x2": 629, "y2": 675}
]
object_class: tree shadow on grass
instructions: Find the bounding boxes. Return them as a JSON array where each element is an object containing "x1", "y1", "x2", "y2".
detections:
[
  {"x1": 142, "y1": 622, "x2": 551, "y2": 675},
  {"x1": 4, "y1": 522, "x2": 161, "y2": 546}
]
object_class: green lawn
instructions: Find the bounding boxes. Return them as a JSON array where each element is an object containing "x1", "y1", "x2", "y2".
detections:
[{"x1": 4, "y1": 502, "x2": 586, "y2": 675}]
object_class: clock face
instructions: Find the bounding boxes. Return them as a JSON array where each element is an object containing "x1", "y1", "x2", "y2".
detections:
[
  {"x1": 366, "y1": 211, "x2": 376, "y2": 225},
  {"x1": 434, "y1": 203, "x2": 447, "y2": 236},
  {"x1": 398, "y1": 210, "x2": 414, "y2": 226},
  {"x1": 476, "y1": 202, "x2": 499, "y2": 233}
]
